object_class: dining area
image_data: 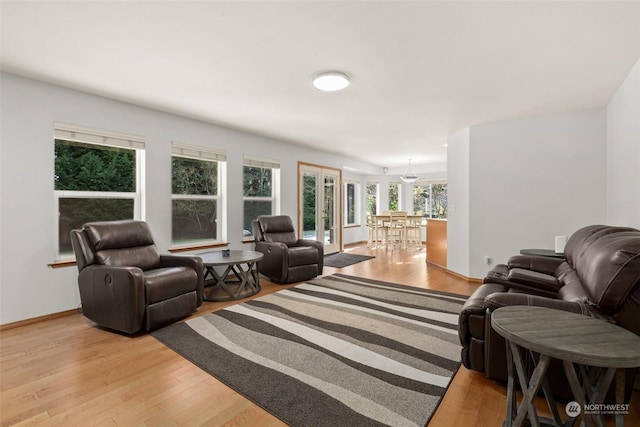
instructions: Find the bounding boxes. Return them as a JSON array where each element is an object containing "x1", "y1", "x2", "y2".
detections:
[{"x1": 366, "y1": 211, "x2": 424, "y2": 250}]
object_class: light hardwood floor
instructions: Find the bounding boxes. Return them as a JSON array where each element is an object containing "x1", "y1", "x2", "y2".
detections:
[{"x1": 1, "y1": 244, "x2": 638, "y2": 426}]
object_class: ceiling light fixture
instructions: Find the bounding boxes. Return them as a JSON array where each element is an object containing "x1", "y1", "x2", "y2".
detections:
[
  {"x1": 400, "y1": 159, "x2": 419, "y2": 183},
  {"x1": 312, "y1": 71, "x2": 350, "y2": 92}
]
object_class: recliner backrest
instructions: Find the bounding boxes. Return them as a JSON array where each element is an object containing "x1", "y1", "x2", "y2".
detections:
[
  {"x1": 256, "y1": 215, "x2": 298, "y2": 246},
  {"x1": 81, "y1": 220, "x2": 161, "y2": 271},
  {"x1": 564, "y1": 225, "x2": 640, "y2": 312}
]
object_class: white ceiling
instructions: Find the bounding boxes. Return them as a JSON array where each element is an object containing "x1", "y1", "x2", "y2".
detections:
[{"x1": 1, "y1": 1, "x2": 639, "y2": 168}]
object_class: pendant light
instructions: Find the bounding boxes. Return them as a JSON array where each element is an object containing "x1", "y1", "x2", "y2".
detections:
[{"x1": 400, "y1": 159, "x2": 418, "y2": 183}]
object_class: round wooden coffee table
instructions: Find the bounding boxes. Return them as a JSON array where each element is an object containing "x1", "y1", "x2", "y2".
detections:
[{"x1": 199, "y1": 250, "x2": 264, "y2": 302}]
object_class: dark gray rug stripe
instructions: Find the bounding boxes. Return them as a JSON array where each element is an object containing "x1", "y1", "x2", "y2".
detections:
[
  {"x1": 152, "y1": 274, "x2": 467, "y2": 427},
  {"x1": 154, "y1": 321, "x2": 389, "y2": 427},
  {"x1": 330, "y1": 273, "x2": 467, "y2": 303}
]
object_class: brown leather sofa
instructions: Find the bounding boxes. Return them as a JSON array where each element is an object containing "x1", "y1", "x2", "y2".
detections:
[
  {"x1": 71, "y1": 220, "x2": 204, "y2": 334},
  {"x1": 252, "y1": 215, "x2": 323, "y2": 284},
  {"x1": 458, "y1": 224, "x2": 640, "y2": 400}
]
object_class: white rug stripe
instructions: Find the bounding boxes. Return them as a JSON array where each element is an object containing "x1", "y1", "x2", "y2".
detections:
[
  {"x1": 226, "y1": 304, "x2": 453, "y2": 388},
  {"x1": 295, "y1": 283, "x2": 459, "y2": 324},
  {"x1": 188, "y1": 316, "x2": 421, "y2": 427},
  {"x1": 274, "y1": 288, "x2": 458, "y2": 336}
]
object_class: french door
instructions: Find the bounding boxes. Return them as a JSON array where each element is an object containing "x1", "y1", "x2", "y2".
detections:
[{"x1": 298, "y1": 162, "x2": 341, "y2": 255}]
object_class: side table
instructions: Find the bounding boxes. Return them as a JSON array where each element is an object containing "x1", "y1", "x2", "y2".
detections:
[
  {"x1": 199, "y1": 250, "x2": 264, "y2": 302},
  {"x1": 491, "y1": 306, "x2": 640, "y2": 427}
]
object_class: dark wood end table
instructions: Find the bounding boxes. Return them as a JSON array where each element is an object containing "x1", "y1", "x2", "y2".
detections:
[
  {"x1": 491, "y1": 306, "x2": 640, "y2": 427},
  {"x1": 199, "y1": 250, "x2": 264, "y2": 302}
]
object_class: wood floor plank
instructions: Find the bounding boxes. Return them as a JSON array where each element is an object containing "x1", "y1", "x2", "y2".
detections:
[{"x1": 1, "y1": 244, "x2": 637, "y2": 426}]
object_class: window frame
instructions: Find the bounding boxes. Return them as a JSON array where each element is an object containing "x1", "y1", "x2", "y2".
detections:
[
  {"x1": 412, "y1": 179, "x2": 448, "y2": 218},
  {"x1": 366, "y1": 181, "x2": 379, "y2": 215},
  {"x1": 171, "y1": 142, "x2": 227, "y2": 248},
  {"x1": 242, "y1": 155, "x2": 280, "y2": 239},
  {"x1": 388, "y1": 180, "x2": 401, "y2": 211},
  {"x1": 343, "y1": 179, "x2": 360, "y2": 226},
  {"x1": 53, "y1": 123, "x2": 145, "y2": 260}
]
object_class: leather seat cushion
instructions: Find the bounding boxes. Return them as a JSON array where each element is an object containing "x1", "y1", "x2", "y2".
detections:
[
  {"x1": 288, "y1": 246, "x2": 319, "y2": 267},
  {"x1": 144, "y1": 267, "x2": 197, "y2": 304}
]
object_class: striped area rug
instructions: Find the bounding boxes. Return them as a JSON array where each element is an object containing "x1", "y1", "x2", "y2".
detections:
[{"x1": 152, "y1": 274, "x2": 466, "y2": 427}]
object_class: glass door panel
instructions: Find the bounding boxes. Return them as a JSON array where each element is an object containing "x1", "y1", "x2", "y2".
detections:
[
  {"x1": 298, "y1": 163, "x2": 341, "y2": 254},
  {"x1": 302, "y1": 171, "x2": 318, "y2": 240},
  {"x1": 323, "y1": 174, "x2": 339, "y2": 251}
]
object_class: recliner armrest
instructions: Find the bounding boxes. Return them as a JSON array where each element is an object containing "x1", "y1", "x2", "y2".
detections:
[
  {"x1": 484, "y1": 292, "x2": 586, "y2": 315},
  {"x1": 160, "y1": 254, "x2": 204, "y2": 306},
  {"x1": 78, "y1": 265, "x2": 146, "y2": 334},
  {"x1": 254, "y1": 241, "x2": 290, "y2": 283},
  {"x1": 459, "y1": 283, "x2": 505, "y2": 345},
  {"x1": 506, "y1": 268, "x2": 562, "y2": 294},
  {"x1": 295, "y1": 239, "x2": 324, "y2": 272},
  {"x1": 507, "y1": 255, "x2": 564, "y2": 275}
]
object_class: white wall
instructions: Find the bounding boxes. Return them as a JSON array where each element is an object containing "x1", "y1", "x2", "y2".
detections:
[
  {"x1": 446, "y1": 129, "x2": 470, "y2": 277},
  {"x1": 448, "y1": 109, "x2": 607, "y2": 279},
  {"x1": 607, "y1": 58, "x2": 640, "y2": 228},
  {"x1": 0, "y1": 72, "x2": 383, "y2": 324}
]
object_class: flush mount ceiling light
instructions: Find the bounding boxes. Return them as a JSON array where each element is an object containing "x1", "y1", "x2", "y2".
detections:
[
  {"x1": 400, "y1": 159, "x2": 419, "y2": 183},
  {"x1": 312, "y1": 71, "x2": 350, "y2": 92}
]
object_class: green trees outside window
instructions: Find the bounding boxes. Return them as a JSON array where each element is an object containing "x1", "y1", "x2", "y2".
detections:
[
  {"x1": 366, "y1": 182, "x2": 378, "y2": 215},
  {"x1": 55, "y1": 140, "x2": 135, "y2": 192},
  {"x1": 388, "y1": 182, "x2": 399, "y2": 211}
]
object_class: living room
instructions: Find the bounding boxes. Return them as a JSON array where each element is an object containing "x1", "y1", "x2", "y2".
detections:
[{"x1": 1, "y1": 1, "x2": 639, "y2": 425}]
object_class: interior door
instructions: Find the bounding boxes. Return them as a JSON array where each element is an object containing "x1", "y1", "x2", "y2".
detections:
[{"x1": 298, "y1": 163, "x2": 341, "y2": 255}]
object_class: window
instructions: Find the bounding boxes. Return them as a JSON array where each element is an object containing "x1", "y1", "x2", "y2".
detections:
[
  {"x1": 54, "y1": 122, "x2": 145, "y2": 259},
  {"x1": 171, "y1": 142, "x2": 226, "y2": 246},
  {"x1": 388, "y1": 181, "x2": 400, "y2": 211},
  {"x1": 413, "y1": 180, "x2": 448, "y2": 218},
  {"x1": 243, "y1": 156, "x2": 280, "y2": 238},
  {"x1": 366, "y1": 181, "x2": 378, "y2": 215},
  {"x1": 344, "y1": 180, "x2": 360, "y2": 226}
]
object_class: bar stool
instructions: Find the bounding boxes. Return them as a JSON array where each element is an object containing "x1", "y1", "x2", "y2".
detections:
[{"x1": 387, "y1": 211, "x2": 407, "y2": 250}]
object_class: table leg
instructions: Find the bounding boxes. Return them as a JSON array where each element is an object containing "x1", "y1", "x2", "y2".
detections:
[
  {"x1": 505, "y1": 341, "x2": 551, "y2": 427},
  {"x1": 203, "y1": 262, "x2": 261, "y2": 302},
  {"x1": 510, "y1": 340, "x2": 550, "y2": 427},
  {"x1": 562, "y1": 361, "x2": 618, "y2": 427},
  {"x1": 615, "y1": 369, "x2": 625, "y2": 427},
  {"x1": 530, "y1": 351, "x2": 563, "y2": 425},
  {"x1": 505, "y1": 340, "x2": 516, "y2": 427}
]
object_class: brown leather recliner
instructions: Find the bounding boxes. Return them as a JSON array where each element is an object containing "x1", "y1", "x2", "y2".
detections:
[
  {"x1": 71, "y1": 220, "x2": 204, "y2": 334},
  {"x1": 458, "y1": 224, "x2": 640, "y2": 400},
  {"x1": 252, "y1": 215, "x2": 323, "y2": 284}
]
